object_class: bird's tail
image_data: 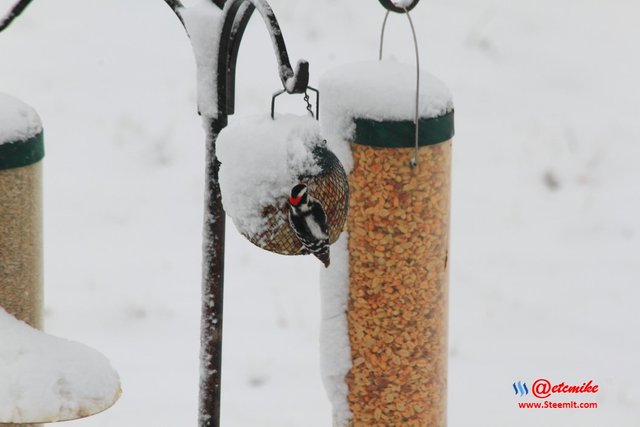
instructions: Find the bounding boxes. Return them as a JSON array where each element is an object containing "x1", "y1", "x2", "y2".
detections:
[{"x1": 315, "y1": 246, "x2": 330, "y2": 268}]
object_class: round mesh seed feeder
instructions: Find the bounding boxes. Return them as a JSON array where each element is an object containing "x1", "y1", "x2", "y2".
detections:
[
  {"x1": 217, "y1": 113, "x2": 349, "y2": 263},
  {"x1": 246, "y1": 143, "x2": 349, "y2": 255}
]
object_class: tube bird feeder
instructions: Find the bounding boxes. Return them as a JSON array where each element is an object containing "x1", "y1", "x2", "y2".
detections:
[
  {"x1": 320, "y1": 58, "x2": 454, "y2": 426},
  {"x1": 0, "y1": 93, "x2": 43, "y2": 427},
  {"x1": 0, "y1": 93, "x2": 121, "y2": 427},
  {"x1": 0, "y1": 92, "x2": 44, "y2": 331}
]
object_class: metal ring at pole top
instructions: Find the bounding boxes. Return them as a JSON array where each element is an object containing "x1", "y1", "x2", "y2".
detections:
[{"x1": 378, "y1": 0, "x2": 420, "y2": 13}]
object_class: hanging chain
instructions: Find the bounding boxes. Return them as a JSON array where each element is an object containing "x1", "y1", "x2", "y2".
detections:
[
  {"x1": 272, "y1": 87, "x2": 319, "y2": 120},
  {"x1": 304, "y1": 90, "x2": 314, "y2": 118}
]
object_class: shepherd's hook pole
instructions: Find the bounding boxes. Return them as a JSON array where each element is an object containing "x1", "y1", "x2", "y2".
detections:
[{"x1": 163, "y1": 1, "x2": 310, "y2": 426}]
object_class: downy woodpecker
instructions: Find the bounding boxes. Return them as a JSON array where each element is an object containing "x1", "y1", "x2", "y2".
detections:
[{"x1": 288, "y1": 183, "x2": 330, "y2": 267}]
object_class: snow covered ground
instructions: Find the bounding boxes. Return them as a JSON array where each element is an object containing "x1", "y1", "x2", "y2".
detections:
[{"x1": 1, "y1": 0, "x2": 639, "y2": 425}]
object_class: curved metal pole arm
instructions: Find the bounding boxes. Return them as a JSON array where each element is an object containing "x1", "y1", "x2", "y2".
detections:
[
  {"x1": 217, "y1": 0, "x2": 309, "y2": 118},
  {"x1": 162, "y1": 0, "x2": 309, "y2": 118},
  {"x1": 161, "y1": 2, "x2": 312, "y2": 426},
  {"x1": 163, "y1": 0, "x2": 185, "y2": 25}
]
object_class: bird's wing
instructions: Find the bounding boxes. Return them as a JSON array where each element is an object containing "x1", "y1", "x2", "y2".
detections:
[{"x1": 309, "y1": 201, "x2": 329, "y2": 237}]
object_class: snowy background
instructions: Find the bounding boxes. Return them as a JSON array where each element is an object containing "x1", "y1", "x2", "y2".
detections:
[{"x1": 1, "y1": 0, "x2": 639, "y2": 425}]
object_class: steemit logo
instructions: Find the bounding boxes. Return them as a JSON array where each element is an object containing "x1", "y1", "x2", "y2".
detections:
[{"x1": 513, "y1": 381, "x2": 529, "y2": 396}]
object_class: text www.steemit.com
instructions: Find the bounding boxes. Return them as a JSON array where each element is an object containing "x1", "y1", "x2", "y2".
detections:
[{"x1": 518, "y1": 401, "x2": 598, "y2": 409}]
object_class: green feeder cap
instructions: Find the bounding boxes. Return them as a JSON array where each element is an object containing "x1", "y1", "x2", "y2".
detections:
[
  {"x1": 354, "y1": 111, "x2": 454, "y2": 149},
  {"x1": 0, "y1": 93, "x2": 45, "y2": 170},
  {"x1": 320, "y1": 60, "x2": 455, "y2": 149}
]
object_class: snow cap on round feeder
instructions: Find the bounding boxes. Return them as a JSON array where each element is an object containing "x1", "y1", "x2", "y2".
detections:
[
  {"x1": 0, "y1": 93, "x2": 44, "y2": 170},
  {"x1": 217, "y1": 114, "x2": 349, "y2": 255},
  {"x1": 320, "y1": 60, "x2": 454, "y2": 167}
]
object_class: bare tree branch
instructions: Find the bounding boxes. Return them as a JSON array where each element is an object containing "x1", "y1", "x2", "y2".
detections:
[{"x1": 0, "y1": 0, "x2": 35, "y2": 33}]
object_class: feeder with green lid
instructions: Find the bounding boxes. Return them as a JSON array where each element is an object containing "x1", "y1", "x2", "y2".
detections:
[
  {"x1": 319, "y1": 60, "x2": 454, "y2": 157},
  {"x1": 318, "y1": 60, "x2": 454, "y2": 427},
  {"x1": 1, "y1": 93, "x2": 121, "y2": 426},
  {"x1": 0, "y1": 93, "x2": 45, "y2": 170},
  {"x1": 0, "y1": 92, "x2": 45, "y2": 330}
]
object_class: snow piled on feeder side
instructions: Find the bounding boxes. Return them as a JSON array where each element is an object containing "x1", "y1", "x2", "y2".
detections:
[
  {"x1": 0, "y1": 307, "x2": 121, "y2": 424},
  {"x1": 217, "y1": 114, "x2": 322, "y2": 237},
  {"x1": 319, "y1": 60, "x2": 454, "y2": 172},
  {"x1": 0, "y1": 93, "x2": 42, "y2": 145},
  {"x1": 318, "y1": 233, "x2": 352, "y2": 427},
  {"x1": 179, "y1": 0, "x2": 224, "y2": 118}
]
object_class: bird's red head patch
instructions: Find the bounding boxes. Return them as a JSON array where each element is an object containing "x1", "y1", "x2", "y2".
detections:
[{"x1": 289, "y1": 195, "x2": 302, "y2": 206}]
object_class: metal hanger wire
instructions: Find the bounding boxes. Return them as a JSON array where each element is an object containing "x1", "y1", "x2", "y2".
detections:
[{"x1": 379, "y1": 7, "x2": 421, "y2": 167}]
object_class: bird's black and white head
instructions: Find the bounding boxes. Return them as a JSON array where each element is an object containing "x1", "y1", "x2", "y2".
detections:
[{"x1": 289, "y1": 183, "x2": 308, "y2": 208}]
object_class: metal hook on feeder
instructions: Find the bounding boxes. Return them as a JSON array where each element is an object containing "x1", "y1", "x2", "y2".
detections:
[
  {"x1": 271, "y1": 86, "x2": 320, "y2": 120},
  {"x1": 379, "y1": 4, "x2": 421, "y2": 167}
]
